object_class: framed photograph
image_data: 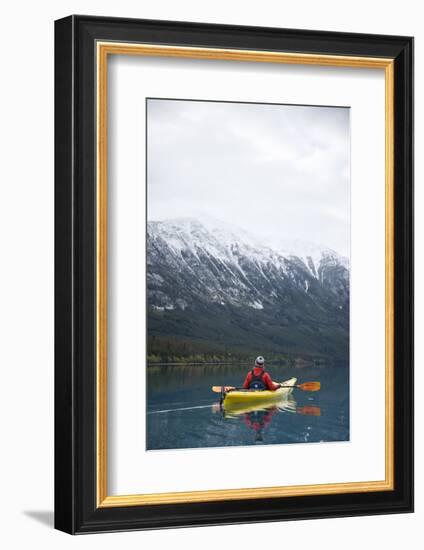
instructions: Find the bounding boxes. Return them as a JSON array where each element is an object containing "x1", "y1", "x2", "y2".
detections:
[{"x1": 54, "y1": 15, "x2": 413, "y2": 533}]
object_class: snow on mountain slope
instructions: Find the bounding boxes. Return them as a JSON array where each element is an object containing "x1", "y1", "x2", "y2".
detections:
[{"x1": 147, "y1": 217, "x2": 349, "y2": 312}]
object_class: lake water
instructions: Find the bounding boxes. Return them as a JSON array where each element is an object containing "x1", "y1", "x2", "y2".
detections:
[{"x1": 147, "y1": 363, "x2": 349, "y2": 450}]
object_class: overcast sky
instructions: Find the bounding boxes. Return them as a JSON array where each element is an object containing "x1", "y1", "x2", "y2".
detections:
[{"x1": 147, "y1": 98, "x2": 350, "y2": 257}]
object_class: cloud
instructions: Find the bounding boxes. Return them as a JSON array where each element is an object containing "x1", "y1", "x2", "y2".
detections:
[{"x1": 147, "y1": 98, "x2": 350, "y2": 256}]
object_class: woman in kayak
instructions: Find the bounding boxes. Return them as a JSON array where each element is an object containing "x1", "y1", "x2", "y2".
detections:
[{"x1": 242, "y1": 356, "x2": 280, "y2": 391}]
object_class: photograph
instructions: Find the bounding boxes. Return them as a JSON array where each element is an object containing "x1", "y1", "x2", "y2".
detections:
[{"x1": 146, "y1": 98, "x2": 351, "y2": 450}]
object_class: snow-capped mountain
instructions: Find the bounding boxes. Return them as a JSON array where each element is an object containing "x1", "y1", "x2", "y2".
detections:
[
  {"x1": 147, "y1": 218, "x2": 349, "y2": 359},
  {"x1": 148, "y1": 218, "x2": 349, "y2": 309}
]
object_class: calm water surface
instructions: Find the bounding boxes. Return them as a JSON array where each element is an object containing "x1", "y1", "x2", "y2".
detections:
[{"x1": 147, "y1": 363, "x2": 349, "y2": 450}]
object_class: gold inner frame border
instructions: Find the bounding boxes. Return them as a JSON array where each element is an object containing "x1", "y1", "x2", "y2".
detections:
[{"x1": 96, "y1": 42, "x2": 395, "y2": 508}]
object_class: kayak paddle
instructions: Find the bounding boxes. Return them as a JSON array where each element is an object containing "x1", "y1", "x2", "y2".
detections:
[
  {"x1": 211, "y1": 385, "x2": 241, "y2": 393},
  {"x1": 211, "y1": 381, "x2": 320, "y2": 393},
  {"x1": 290, "y1": 381, "x2": 321, "y2": 392}
]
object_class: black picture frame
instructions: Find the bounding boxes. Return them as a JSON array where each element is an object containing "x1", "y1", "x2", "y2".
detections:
[{"x1": 55, "y1": 15, "x2": 414, "y2": 534}]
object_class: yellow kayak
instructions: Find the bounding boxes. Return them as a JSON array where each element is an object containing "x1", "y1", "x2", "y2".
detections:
[{"x1": 223, "y1": 377, "x2": 297, "y2": 413}]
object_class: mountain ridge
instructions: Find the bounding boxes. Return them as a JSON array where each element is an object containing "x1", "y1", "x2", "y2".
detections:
[{"x1": 147, "y1": 218, "x2": 350, "y2": 361}]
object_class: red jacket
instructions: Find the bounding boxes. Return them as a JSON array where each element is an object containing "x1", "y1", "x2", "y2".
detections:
[{"x1": 243, "y1": 367, "x2": 280, "y2": 391}]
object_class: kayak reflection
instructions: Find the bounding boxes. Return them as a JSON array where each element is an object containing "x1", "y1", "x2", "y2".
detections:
[
  {"x1": 222, "y1": 393, "x2": 297, "y2": 418},
  {"x1": 216, "y1": 392, "x2": 321, "y2": 443},
  {"x1": 223, "y1": 396, "x2": 297, "y2": 443},
  {"x1": 245, "y1": 407, "x2": 278, "y2": 443}
]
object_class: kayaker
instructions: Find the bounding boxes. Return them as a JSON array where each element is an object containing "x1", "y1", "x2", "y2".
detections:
[{"x1": 242, "y1": 356, "x2": 280, "y2": 391}]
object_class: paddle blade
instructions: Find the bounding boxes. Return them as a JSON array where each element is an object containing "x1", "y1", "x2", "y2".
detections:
[
  {"x1": 297, "y1": 406, "x2": 321, "y2": 416},
  {"x1": 211, "y1": 385, "x2": 235, "y2": 393},
  {"x1": 298, "y1": 381, "x2": 321, "y2": 392}
]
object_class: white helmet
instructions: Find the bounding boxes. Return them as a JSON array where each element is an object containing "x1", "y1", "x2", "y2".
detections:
[{"x1": 255, "y1": 356, "x2": 265, "y2": 366}]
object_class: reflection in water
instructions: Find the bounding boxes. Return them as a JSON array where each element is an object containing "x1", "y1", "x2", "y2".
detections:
[
  {"x1": 147, "y1": 363, "x2": 348, "y2": 450},
  {"x1": 245, "y1": 408, "x2": 278, "y2": 443},
  {"x1": 222, "y1": 393, "x2": 297, "y2": 418},
  {"x1": 297, "y1": 406, "x2": 321, "y2": 416},
  {"x1": 220, "y1": 394, "x2": 319, "y2": 444}
]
